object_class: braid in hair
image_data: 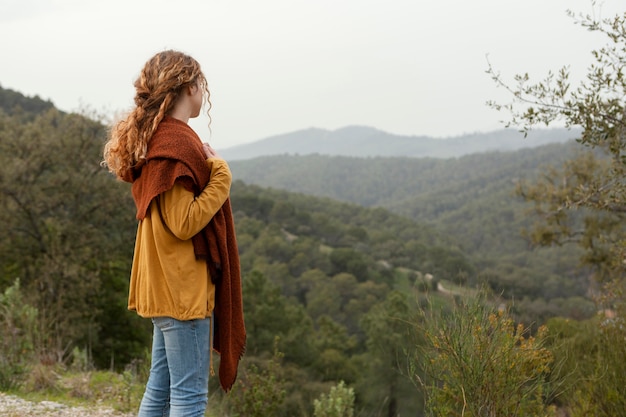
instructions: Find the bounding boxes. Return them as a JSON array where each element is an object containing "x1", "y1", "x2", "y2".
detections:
[{"x1": 102, "y1": 50, "x2": 210, "y2": 180}]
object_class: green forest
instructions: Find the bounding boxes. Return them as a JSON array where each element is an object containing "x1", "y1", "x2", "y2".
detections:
[
  {"x1": 1, "y1": 9, "x2": 626, "y2": 417},
  {"x1": 229, "y1": 146, "x2": 597, "y2": 325},
  {"x1": 0, "y1": 90, "x2": 469, "y2": 415}
]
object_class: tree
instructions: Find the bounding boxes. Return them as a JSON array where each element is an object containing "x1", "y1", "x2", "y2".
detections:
[
  {"x1": 358, "y1": 291, "x2": 421, "y2": 417},
  {"x1": 242, "y1": 270, "x2": 314, "y2": 362},
  {"x1": 0, "y1": 85, "x2": 54, "y2": 118},
  {"x1": 487, "y1": 7, "x2": 626, "y2": 291},
  {"x1": 311, "y1": 315, "x2": 358, "y2": 382},
  {"x1": 487, "y1": 8, "x2": 626, "y2": 413},
  {"x1": 0, "y1": 279, "x2": 38, "y2": 389},
  {"x1": 0, "y1": 108, "x2": 143, "y2": 366}
]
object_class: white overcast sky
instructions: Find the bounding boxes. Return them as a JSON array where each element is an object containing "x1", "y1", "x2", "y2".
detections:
[{"x1": 0, "y1": 0, "x2": 622, "y2": 149}]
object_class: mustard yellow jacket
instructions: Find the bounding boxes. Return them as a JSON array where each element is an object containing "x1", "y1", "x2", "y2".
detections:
[{"x1": 128, "y1": 158, "x2": 232, "y2": 320}]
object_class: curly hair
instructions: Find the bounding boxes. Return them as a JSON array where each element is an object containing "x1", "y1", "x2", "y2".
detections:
[{"x1": 102, "y1": 50, "x2": 211, "y2": 180}]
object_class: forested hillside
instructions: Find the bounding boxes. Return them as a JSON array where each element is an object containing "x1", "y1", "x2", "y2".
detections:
[
  {"x1": 0, "y1": 84, "x2": 54, "y2": 118},
  {"x1": 229, "y1": 146, "x2": 579, "y2": 217},
  {"x1": 229, "y1": 148, "x2": 596, "y2": 323},
  {"x1": 4, "y1": 7, "x2": 626, "y2": 416},
  {"x1": 0, "y1": 87, "x2": 476, "y2": 415},
  {"x1": 0, "y1": 86, "x2": 600, "y2": 415}
]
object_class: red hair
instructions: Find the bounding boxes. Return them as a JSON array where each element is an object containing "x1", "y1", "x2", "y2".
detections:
[{"x1": 103, "y1": 50, "x2": 211, "y2": 180}]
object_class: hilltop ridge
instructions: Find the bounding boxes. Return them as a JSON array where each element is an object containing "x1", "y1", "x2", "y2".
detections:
[{"x1": 221, "y1": 125, "x2": 579, "y2": 160}]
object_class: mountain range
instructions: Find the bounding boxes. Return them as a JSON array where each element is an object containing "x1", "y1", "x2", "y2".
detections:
[{"x1": 220, "y1": 125, "x2": 580, "y2": 160}]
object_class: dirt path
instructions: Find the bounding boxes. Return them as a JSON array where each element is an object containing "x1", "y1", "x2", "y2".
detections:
[{"x1": 0, "y1": 392, "x2": 134, "y2": 417}]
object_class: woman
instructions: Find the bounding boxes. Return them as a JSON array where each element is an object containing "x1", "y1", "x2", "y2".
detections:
[{"x1": 103, "y1": 50, "x2": 245, "y2": 417}]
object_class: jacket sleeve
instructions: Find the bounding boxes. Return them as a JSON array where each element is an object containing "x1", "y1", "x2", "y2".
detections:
[{"x1": 159, "y1": 158, "x2": 232, "y2": 240}]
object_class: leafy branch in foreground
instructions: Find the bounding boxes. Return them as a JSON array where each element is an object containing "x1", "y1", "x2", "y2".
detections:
[
  {"x1": 487, "y1": 7, "x2": 626, "y2": 143},
  {"x1": 487, "y1": 6, "x2": 626, "y2": 286}
]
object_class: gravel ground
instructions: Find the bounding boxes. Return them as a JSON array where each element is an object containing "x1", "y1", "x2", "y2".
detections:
[{"x1": 0, "y1": 393, "x2": 135, "y2": 417}]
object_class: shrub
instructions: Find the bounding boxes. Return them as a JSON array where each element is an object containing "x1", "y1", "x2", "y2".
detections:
[
  {"x1": 0, "y1": 279, "x2": 38, "y2": 390},
  {"x1": 228, "y1": 339, "x2": 286, "y2": 417},
  {"x1": 548, "y1": 309, "x2": 626, "y2": 416},
  {"x1": 413, "y1": 294, "x2": 556, "y2": 417},
  {"x1": 313, "y1": 380, "x2": 355, "y2": 417}
]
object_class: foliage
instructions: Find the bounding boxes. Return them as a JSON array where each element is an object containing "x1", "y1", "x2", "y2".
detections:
[
  {"x1": 485, "y1": 10, "x2": 626, "y2": 414},
  {"x1": 0, "y1": 279, "x2": 38, "y2": 390},
  {"x1": 229, "y1": 145, "x2": 593, "y2": 323},
  {"x1": 487, "y1": 7, "x2": 626, "y2": 285},
  {"x1": 546, "y1": 312, "x2": 626, "y2": 417},
  {"x1": 313, "y1": 380, "x2": 355, "y2": 417},
  {"x1": 358, "y1": 290, "x2": 422, "y2": 417},
  {"x1": 0, "y1": 75, "x2": 611, "y2": 415},
  {"x1": 0, "y1": 84, "x2": 54, "y2": 120},
  {"x1": 0, "y1": 106, "x2": 148, "y2": 367},
  {"x1": 228, "y1": 340, "x2": 286, "y2": 417},
  {"x1": 12, "y1": 365, "x2": 145, "y2": 413},
  {"x1": 0, "y1": 91, "x2": 475, "y2": 414},
  {"x1": 242, "y1": 270, "x2": 314, "y2": 363},
  {"x1": 415, "y1": 293, "x2": 556, "y2": 417}
]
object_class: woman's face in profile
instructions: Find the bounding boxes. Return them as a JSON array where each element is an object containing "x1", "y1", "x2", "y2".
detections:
[{"x1": 190, "y1": 81, "x2": 203, "y2": 119}]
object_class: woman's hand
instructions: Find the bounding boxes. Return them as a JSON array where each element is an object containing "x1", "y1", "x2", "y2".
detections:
[{"x1": 203, "y1": 143, "x2": 221, "y2": 158}]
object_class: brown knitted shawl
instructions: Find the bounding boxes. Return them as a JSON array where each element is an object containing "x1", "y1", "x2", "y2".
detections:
[{"x1": 124, "y1": 116, "x2": 245, "y2": 392}]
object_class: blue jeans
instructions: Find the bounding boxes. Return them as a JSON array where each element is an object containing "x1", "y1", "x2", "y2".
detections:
[{"x1": 138, "y1": 317, "x2": 211, "y2": 417}]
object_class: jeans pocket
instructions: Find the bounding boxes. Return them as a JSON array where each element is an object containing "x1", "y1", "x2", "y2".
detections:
[{"x1": 152, "y1": 316, "x2": 175, "y2": 330}]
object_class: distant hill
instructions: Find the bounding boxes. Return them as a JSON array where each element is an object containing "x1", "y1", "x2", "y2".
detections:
[
  {"x1": 228, "y1": 142, "x2": 579, "y2": 240},
  {"x1": 228, "y1": 142, "x2": 592, "y2": 306},
  {"x1": 227, "y1": 142, "x2": 583, "y2": 258},
  {"x1": 221, "y1": 125, "x2": 580, "y2": 160}
]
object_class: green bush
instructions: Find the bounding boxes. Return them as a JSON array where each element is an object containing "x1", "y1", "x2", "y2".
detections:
[
  {"x1": 228, "y1": 340, "x2": 286, "y2": 417},
  {"x1": 313, "y1": 380, "x2": 355, "y2": 417},
  {"x1": 0, "y1": 278, "x2": 38, "y2": 390},
  {"x1": 414, "y1": 294, "x2": 556, "y2": 417},
  {"x1": 547, "y1": 307, "x2": 626, "y2": 416}
]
